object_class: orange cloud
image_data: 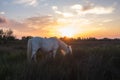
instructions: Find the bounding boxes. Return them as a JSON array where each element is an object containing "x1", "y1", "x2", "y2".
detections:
[
  {"x1": 25, "y1": 15, "x2": 57, "y2": 29},
  {"x1": 0, "y1": 15, "x2": 61, "y2": 38},
  {"x1": 0, "y1": 16, "x2": 8, "y2": 24}
]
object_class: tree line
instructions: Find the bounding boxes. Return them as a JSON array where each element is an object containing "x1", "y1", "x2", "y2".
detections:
[
  {"x1": 0, "y1": 29, "x2": 120, "y2": 43},
  {"x1": 0, "y1": 29, "x2": 15, "y2": 44}
]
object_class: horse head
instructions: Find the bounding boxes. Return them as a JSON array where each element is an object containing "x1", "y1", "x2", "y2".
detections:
[
  {"x1": 66, "y1": 45, "x2": 72, "y2": 54},
  {"x1": 57, "y1": 38, "x2": 72, "y2": 55}
]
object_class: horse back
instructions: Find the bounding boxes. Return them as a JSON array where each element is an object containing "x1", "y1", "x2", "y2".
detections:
[{"x1": 41, "y1": 37, "x2": 59, "y2": 51}]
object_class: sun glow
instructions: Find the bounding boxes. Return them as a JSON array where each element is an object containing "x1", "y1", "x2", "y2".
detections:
[{"x1": 58, "y1": 27, "x2": 77, "y2": 37}]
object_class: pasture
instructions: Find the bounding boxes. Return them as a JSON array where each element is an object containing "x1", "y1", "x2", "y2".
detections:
[{"x1": 0, "y1": 40, "x2": 120, "y2": 80}]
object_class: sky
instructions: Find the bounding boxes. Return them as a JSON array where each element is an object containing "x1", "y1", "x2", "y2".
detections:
[{"x1": 0, "y1": 0, "x2": 120, "y2": 39}]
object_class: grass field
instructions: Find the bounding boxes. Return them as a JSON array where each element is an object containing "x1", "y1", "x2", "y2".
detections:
[{"x1": 0, "y1": 40, "x2": 120, "y2": 80}]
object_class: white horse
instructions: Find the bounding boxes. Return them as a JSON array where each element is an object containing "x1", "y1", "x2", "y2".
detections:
[{"x1": 27, "y1": 37, "x2": 72, "y2": 62}]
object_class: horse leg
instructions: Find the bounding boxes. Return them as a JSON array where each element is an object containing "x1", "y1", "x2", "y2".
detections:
[
  {"x1": 53, "y1": 50, "x2": 57, "y2": 58},
  {"x1": 48, "y1": 50, "x2": 57, "y2": 58},
  {"x1": 31, "y1": 51, "x2": 37, "y2": 62},
  {"x1": 33, "y1": 55, "x2": 37, "y2": 62}
]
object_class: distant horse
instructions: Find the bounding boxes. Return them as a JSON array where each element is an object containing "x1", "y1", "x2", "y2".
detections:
[{"x1": 27, "y1": 37, "x2": 72, "y2": 62}]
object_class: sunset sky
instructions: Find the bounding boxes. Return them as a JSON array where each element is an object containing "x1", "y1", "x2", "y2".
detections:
[{"x1": 0, "y1": 0, "x2": 120, "y2": 39}]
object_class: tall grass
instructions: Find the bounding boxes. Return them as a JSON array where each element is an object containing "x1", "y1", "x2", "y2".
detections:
[{"x1": 0, "y1": 41, "x2": 120, "y2": 80}]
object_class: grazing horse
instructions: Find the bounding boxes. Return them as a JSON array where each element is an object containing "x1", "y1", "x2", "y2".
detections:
[{"x1": 27, "y1": 37, "x2": 72, "y2": 62}]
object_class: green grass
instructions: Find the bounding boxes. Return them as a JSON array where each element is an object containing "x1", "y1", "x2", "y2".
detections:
[{"x1": 0, "y1": 41, "x2": 120, "y2": 80}]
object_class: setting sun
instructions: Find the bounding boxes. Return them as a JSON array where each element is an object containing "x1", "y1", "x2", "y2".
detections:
[{"x1": 58, "y1": 27, "x2": 76, "y2": 37}]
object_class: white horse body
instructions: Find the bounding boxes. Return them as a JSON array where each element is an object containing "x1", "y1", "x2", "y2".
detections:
[{"x1": 27, "y1": 37, "x2": 72, "y2": 62}]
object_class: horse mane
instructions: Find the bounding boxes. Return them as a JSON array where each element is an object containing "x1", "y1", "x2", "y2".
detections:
[{"x1": 56, "y1": 38, "x2": 68, "y2": 51}]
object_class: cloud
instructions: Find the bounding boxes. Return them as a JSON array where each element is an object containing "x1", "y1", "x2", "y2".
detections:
[
  {"x1": 52, "y1": 4, "x2": 115, "y2": 23},
  {"x1": 56, "y1": 12, "x2": 74, "y2": 18},
  {"x1": 0, "y1": 18, "x2": 31, "y2": 32},
  {"x1": 0, "y1": 16, "x2": 8, "y2": 24},
  {"x1": 0, "y1": 15, "x2": 61, "y2": 38},
  {"x1": 53, "y1": 3, "x2": 115, "y2": 18},
  {"x1": 52, "y1": 7, "x2": 74, "y2": 18},
  {"x1": 71, "y1": 4, "x2": 114, "y2": 15},
  {"x1": 0, "y1": 12, "x2": 5, "y2": 15},
  {"x1": 82, "y1": 3, "x2": 94, "y2": 11},
  {"x1": 22, "y1": 15, "x2": 62, "y2": 37},
  {"x1": 14, "y1": 0, "x2": 38, "y2": 6},
  {"x1": 51, "y1": 3, "x2": 116, "y2": 37},
  {"x1": 85, "y1": 6, "x2": 114, "y2": 14},
  {"x1": 0, "y1": 16, "x2": 34, "y2": 37},
  {"x1": 71, "y1": 4, "x2": 82, "y2": 10},
  {"x1": 52, "y1": 6, "x2": 58, "y2": 10},
  {"x1": 103, "y1": 19, "x2": 113, "y2": 23},
  {"x1": 25, "y1": 15, "x2": 57, "y2": 29}
]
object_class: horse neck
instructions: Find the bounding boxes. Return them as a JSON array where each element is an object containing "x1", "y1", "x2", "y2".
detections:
[{"x1": 58, "y1": 39, "x2": 68, "y2": 52}]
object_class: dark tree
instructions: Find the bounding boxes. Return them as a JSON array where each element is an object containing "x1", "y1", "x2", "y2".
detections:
[
  {"x1": 0, "y1": 29, "x2": 16, "y2": 44},
  {"x1": 22, "y1": 36, "x2": 32, "y2": 41}
]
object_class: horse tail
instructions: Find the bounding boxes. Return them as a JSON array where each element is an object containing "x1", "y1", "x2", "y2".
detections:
[{"x1": 27, "y1": 39, "x2": 32, "y2": 63}]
